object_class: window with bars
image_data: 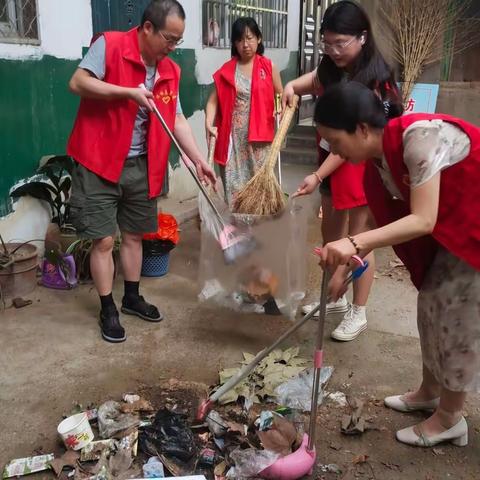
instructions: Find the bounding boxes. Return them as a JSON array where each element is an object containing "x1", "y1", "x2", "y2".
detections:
[
  {"x1": 0, "y1": 0, "x2": 39, "y2": 43},
  {"x1": 202, "y1": 0, "x2": 288, "y2": 49}
]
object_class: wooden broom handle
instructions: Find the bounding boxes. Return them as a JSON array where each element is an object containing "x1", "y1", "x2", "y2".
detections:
[
  {"x1": 265, "y1": 95, "x2": 299, "y2": 171},
  {"x1": 207, "y1": 136, "x2": 216, "y2": 167}
]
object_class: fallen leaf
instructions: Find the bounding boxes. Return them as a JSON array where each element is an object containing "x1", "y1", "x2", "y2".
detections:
[
  {"x1": 382, "y1": 461, "x2": 401, "y2": 472},
  {"x1": 119, "y1": 398, "x2": 153, "y2": 413},
  {"x1": 352, "y1": 454, "x2": 369, "y2": 465},
  {"x1": 12, "y1": 297, "x2": 32, "y2": 308}
]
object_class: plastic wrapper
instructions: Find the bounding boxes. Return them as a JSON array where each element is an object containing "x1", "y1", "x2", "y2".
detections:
[
  {"x1": 274, "y1": 366, "x2": 334, "y2": 411},
  {"x1": 97, "y1": 401, "x2": 139, "y2": 439},
  {"x1": 2, "y1": 454, "x2": 54, "y2": 478},
  {"x1": 226, "y1": 448, "x2": 280, "y2": 479},
  {"x1": 198, "y1": 198, "x2": 308, "y2": 320}
]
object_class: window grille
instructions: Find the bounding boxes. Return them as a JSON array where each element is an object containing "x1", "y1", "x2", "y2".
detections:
[
  {"x1": 203, "y1": 0, "x2": 288, "y2": 49},
  {"x1": 0, "y1": 0, "x2": 39, "y2": 44}
]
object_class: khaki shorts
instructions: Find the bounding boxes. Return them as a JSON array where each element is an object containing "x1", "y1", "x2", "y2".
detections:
[{"x1": 70, "y1": 156, "x2": 157, "y2": 239}]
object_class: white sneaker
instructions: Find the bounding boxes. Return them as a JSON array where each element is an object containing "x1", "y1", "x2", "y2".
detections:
[
  {"x1": 301, "y1": 295, "x2": 349, "y2": 317},
  {"x1": 331, "y1": 304, "x2": 367, "y2": 341}
]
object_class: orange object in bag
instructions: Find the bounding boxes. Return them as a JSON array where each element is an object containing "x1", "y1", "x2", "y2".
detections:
[{"x1": 143, "y1": 213, "x2": 179, "y2": 244}]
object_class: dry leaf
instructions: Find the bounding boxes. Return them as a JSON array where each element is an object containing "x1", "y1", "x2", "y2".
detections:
[{"x1": 352, "y1": 454, "x2": 369, "y2": 465}]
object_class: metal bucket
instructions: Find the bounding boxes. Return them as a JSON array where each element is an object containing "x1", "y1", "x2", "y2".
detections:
[{"x1": 0, "y1": 243, "x2": 39, "y2": 298}]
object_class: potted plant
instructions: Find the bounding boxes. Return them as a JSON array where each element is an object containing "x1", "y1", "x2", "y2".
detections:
[{"x1": 10, "y1": 155, "x2": 76, "y2": 251}]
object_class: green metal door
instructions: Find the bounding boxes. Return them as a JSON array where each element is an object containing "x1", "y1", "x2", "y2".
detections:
[{"x1": 91, "y1": 0, "x2": 151, "y2": 34}]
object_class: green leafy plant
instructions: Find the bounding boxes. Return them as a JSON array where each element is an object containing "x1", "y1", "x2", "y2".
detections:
[{"x1": 10, "y1": 155, "x2": 74, "y2": 230}]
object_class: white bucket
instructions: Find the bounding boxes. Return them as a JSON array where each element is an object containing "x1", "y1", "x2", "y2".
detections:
[{"x1": 57, "y1": 413, "x2": 94, "y2": 450}]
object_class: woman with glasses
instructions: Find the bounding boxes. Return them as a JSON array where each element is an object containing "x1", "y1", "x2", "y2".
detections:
[
  {"x1": 205, "y1": 17, "x2": 283, "y2": 207},
  {"x1": 283, "y1": 0, "x2": 402, "y2": 342}
]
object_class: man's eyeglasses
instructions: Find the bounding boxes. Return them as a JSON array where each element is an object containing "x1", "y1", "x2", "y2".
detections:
[
  {"x1": 320, "y1": 36, "x2": 358, "y2": 55},
  {"x1": 158, "y1": 30, "x2": 184, "y2": 46}
]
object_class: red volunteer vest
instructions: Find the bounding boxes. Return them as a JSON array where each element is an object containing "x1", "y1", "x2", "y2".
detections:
[
  {"x1": 364, "y1": 113, "x2": 480, "y2": 289},
  {"x1": 67, "y1": 28, "x2": 180, "y2": 198},
  {"x1": 213, "y1": 55, "x2": 275, "y2": 166}
]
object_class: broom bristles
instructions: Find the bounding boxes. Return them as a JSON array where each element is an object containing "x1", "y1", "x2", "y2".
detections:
[{"x1": 232, "y1": 95, "x2": 299, "y2": 216}]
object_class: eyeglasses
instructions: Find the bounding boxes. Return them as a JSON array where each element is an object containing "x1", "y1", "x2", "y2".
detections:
[
  {"x1": 320, "y1": 36, "x2": 358, "y2": 55},
  {"x1": 158, "y1": 30, "x2": 184, "y2": 46},
  {"x1": 236, "y1": 36, "x2": 258, "y2": 45}
]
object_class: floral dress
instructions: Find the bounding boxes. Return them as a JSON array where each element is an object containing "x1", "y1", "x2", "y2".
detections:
[
  {"x1": 377, "y1": 120, "x2": 480, "y2": 392},
  {"x1": 220, "y1": 66, "x2": 270, "y2": 207}
]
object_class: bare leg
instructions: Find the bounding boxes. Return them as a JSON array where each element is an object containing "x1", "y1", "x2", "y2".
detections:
[
  {"x1": 414, "y1": 389, "x2": 467, "y2": 436},
  {"x1": 349, "y1": 205, "x2": 375, "y2": 306},
  {"x1": 120, "y1": 231, "x2": 143, "y2": 282},
  {"x1": 320, "y1": 193, "x2": 348, "y2": 244},
  {"x1": 90, "y1": 236, "x2": 115, "y2": 296},
  {"x1": 403, "y1": 364, "x2": 442, "y2": 403}
]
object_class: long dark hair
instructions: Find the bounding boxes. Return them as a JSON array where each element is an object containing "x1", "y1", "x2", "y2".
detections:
[
  {"x1": 230, "y1": 17, "x2": 264, "y2": 57},
  {"x1": 314, "y1": 82, "x2": 402, "y2": 133},
  {"x1": 317, "y1": 1, "x2": 401, "y2": 110}
]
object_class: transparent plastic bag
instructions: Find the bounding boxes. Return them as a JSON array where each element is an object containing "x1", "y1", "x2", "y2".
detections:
[
  {"x1": 226, "y1": 448, "x2": 280, "y2": 479},
  {"x1": 274, "y1": 366, "x2": 334, "y2": 411},
  {"x1": 198, "y1": 199, "x2": 308, "y2": 320}
]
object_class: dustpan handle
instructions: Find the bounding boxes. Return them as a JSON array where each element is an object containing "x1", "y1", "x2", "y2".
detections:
[
  {"x1": 307, "y1": 268, "x2": 330, "y2": 451},
  {"x1": 139, "y1": 84, "x2": 225, "y2": 225}
]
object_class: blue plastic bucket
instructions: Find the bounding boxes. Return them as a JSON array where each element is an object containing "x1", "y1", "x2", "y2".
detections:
[{"x1": 141, "y1": 253, "x2": 170, "y2": 277}]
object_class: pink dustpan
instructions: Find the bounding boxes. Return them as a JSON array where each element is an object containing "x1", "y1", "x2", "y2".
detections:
[{"x1": 260, "y1": 434, "x2": 316, "y2": 480}]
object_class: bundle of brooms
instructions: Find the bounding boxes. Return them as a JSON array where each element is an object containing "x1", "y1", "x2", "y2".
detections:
[{"x1": 233, "y1": 95, "x2": 299, "y2": 216}]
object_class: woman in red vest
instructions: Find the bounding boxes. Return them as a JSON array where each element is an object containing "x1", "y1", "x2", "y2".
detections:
[
  {"x1": 315, "y1": 81, "x2": 480, "y2": 448},
  {"x1": 284, "y1": 0, "x2": 402, "y2": 342},
  {"x1": 205, "y1": 17, "x2": 283, "y2": 206}
]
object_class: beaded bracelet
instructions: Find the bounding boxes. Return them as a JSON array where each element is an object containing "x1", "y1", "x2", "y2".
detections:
[{"x1": 347, "y1": 235, "x2": 360, "y2": 254}]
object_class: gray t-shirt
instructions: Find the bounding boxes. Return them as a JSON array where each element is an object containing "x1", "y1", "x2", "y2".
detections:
[{"x1": 79, "y1": 36, "x2": 183, "y2": 158}]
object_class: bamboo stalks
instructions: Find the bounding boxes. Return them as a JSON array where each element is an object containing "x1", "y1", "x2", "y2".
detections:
[
  {"x1": 232, "y1": 95, "x2": 299, "y2": 216},
  {"x1": 379, "y1": 0, "x2": 480, "y2": 102}
]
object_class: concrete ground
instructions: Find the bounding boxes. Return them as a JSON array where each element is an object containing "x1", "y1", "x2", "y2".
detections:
[{"x1": 1, "y1": 164, "x2": 479, "y2": 479}]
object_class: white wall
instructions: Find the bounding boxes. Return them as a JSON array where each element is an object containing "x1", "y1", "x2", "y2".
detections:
[{"x1": 0, "y1": 0, "x2": 92, "y2": 60}]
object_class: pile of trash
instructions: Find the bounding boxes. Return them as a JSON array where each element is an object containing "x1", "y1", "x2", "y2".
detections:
[
  {"x1": 3, "y1": 396, "x2": 307, "y2": 480},
  {"x1": 3, "y1": 349, "x2": 336, "y2": 480}
]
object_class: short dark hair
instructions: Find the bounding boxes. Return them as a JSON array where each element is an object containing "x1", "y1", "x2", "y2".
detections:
[
  {"x1": 230, "y1": 17, "x2": 264, "y2": 57},
  {"x1": 141, "y1": 0, "x2": 185, "y2": 31},
  {"x1": 314, "y1": 82, "x2": 403, "y2": 133},
  {"x1": 317, "y1": 0, "x2": 402, "y2": 112}
]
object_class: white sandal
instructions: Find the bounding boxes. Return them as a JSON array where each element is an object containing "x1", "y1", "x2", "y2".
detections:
[{"x1": 384, "y1": 394, "x2": 439, "y2": 413}]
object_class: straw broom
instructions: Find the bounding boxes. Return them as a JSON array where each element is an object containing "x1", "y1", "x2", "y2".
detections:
[{"x1": 233, "y1": 95, "x2": 299, "y2": 216}]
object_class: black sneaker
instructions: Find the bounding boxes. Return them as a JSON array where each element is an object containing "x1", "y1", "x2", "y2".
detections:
[
  {"x1": 121, "y1": 295, "x2": 163, "y2": 322},
  {"x1": 99, "y1": 306, "x2": 126, "y2": 343}
]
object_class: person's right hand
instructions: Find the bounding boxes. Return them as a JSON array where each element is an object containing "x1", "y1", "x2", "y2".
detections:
[
  {"x1": 205, "y1": 124, "x2": 218, "y2": 145},
  {"x1": 282, "y1": 82, "x2": 296, "y2": 110},
  {"x1": 129, "y1": 87, "x2": 155, "y2": 110},
  {"x1": 292, "y1": 173, "x2": 320, "y2": 198}
]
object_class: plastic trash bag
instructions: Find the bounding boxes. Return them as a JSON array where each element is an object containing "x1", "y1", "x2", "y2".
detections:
[
  {"x1": 226, "y1": 448, "x2": 280, "y2": 479},
  {"x1": 274, "y1": 366, "x2": 334, "y2": 411},
  {"x1": 143, "y1": 213, "x2": 179, "y2": 244},
  {"x1": 198, "y1": 200, "x2": 308, "y2": 320},
  {"x1": 140, "y1": 409, "x2": 196, "y2": 462}
]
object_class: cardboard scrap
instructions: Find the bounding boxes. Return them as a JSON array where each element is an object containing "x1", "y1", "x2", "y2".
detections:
[{"x1": 49, "y1": 451, "x2": 80, "y2": 477}]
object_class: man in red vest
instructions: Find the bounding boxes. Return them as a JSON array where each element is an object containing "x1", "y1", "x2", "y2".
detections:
[{"x1": 67, "y1": 0, "x2": 215, "y2": 343}]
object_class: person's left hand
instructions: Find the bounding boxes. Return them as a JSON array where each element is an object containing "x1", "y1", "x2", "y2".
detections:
[
  {"x1": 321, "y1": 238, "x2": 357, "y2": 268},
  {"x1": 196, "y1": 161, "x2": 217, "y2": 188}
]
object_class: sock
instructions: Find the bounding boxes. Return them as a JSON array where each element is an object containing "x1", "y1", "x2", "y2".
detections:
[
  {"x1": 124, "y1": 280, "x2": 140, "y2": 299},
  {"x1": 100, "y1": 293, "x2": 115, "y2": 311}
]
